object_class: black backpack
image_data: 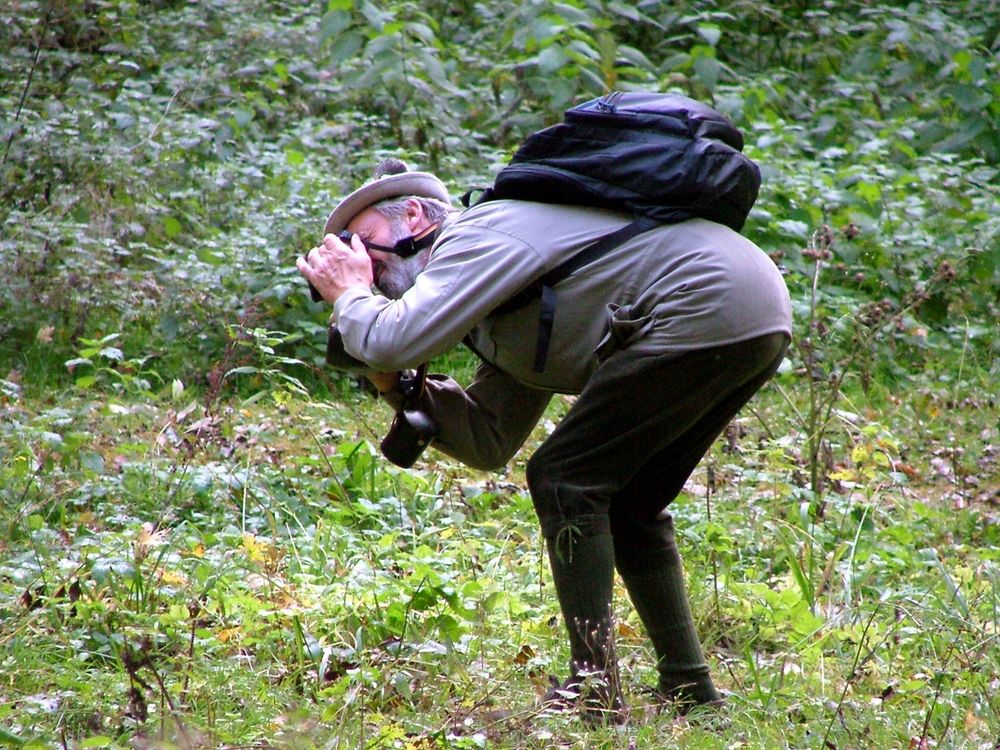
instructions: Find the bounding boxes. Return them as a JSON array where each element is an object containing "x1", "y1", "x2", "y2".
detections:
[{"x1": 463, "y1": 91, "x2": 762, "y2": 372}]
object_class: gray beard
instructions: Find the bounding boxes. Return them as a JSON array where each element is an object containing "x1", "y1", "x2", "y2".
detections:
[{"x1": 375, "y1": 247, "x2": 431, "y2": 299}]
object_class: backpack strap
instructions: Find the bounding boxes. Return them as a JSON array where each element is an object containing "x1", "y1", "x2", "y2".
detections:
[
  {"x1": 460, "y1": 187, "x2": 495, "y2": 208},
  {"x1": 530, "y1": 215, "x2": 658, "y2": 373}
]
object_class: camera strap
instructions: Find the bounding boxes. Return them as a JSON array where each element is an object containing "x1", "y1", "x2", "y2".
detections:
[
  {"x1": 398, "y1": 363, "x2": 429, "y2": 408},
  {"x1": 363, "y1": 225, "x2": 441, "y2": 258}
]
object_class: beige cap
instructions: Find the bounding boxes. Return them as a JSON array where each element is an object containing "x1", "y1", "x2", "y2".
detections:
[{"x1": 323, "y1": 159, "x2": 451, "y2": 235}]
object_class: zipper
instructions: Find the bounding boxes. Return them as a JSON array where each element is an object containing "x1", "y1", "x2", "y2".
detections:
[{"x1": 596, "y1": 90, "x2": 624, "y2": 112}]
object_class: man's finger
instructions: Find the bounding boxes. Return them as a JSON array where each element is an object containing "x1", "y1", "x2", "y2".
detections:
[
  {"x1": 309, "y1": 244, "x2": 334, "y2": 265},
  {"x1": 323, "y1": 233, "x2": 346, "y2": 251}
]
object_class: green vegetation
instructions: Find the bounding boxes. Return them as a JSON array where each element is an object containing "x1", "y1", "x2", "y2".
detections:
[{"x1": 1, "y1": 1, "x2": 997, "y2": 748}]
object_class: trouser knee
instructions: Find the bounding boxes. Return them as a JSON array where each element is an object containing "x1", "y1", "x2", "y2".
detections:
[
  {"x1": 524, "y1": 448, "x2": 549, "y2": 502},
  {"x1": 526, "y1": 450, "x2": 610, "y2": 539},
  {"x1": 610, "y1": 508, "x2": 678, "y2": 573}
]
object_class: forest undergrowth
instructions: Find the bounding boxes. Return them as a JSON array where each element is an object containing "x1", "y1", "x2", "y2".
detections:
[{"x1": 1, "y1": 1, "x2": 998, "y2": 748}]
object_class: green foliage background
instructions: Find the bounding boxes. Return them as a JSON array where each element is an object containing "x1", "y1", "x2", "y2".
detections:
[
  {"x1": 1, "y1": 1, "x2": 998, "y2": 749},
  {"x1": 2, "y1": 0, "x2": 997, "y2": 385}
]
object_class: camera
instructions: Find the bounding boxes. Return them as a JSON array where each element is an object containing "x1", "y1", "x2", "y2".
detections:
[
  {"x1": 306, "y1": 232, "x2": 356, "y2": 303},
  {"x1": 380, "y1": 408, "x2": 440, "y2": 468},
  {"x1": 380, "y1": 367, "x2": 440, "y2": 468}
]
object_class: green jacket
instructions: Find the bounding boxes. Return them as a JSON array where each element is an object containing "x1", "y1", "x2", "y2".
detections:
[{"x1": 333, "y1": 199, "x2": 791, "y2": 468}]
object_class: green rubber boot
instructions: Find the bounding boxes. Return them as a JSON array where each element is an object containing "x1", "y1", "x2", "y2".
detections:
[
  {"x1": 616, "y1": 516, "x2": 723, "y2": 713},
  {"x1": 543, "y1": 529, "x2": 626, "y2": 724}
]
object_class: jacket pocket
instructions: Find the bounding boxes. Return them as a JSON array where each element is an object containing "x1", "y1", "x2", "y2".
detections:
[{"x1": 594, "y1": 303, "x2": 654, "y2": 361}]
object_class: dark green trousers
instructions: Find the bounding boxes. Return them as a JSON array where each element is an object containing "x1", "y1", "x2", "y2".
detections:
[{"x1": 527, "y1": 332, "x2": 788, "y2": 706}]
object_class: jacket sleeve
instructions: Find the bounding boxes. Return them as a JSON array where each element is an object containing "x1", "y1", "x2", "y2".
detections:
[
  {"x1": 332, "y1": 223, "x2": 546, "y2": 371},
  {"x1": 384, "y1": 361, "x2": 552, "y2": 471}
]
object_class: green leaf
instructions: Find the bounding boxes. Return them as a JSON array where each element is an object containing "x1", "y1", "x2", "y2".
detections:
[
  {"x1": 607, "y1": 1, "x2": 642, "y2": 22},
  {"x1": 159, "y1": 313, "x2": 180, "y2": 339},
  {"x1": 0, "y1": 726, "x2": 33, "y2": 747},
  {"x1": 327, "y1": 31, "x2": 364, "y2": 63},
  {"x1": 415, "y1": 48, "x2": 449, "y2": 86},
  {"x1": 163, "y1": 216, "x2": 182, "y2": 238},
  {"x1": 691, "y1": 48, "x2": 720, "y2": 90},
  {"x1": 195, "y1": 247, "x2": 225, "y2": 265},
  {"x1": 776, "y1": 220, "x2": 810, "y2": 239},
  {"x1": 970, "y1": 245, "x2": 998, "y2": 281},
  {"x1": 617, "y1": 44, "x2": 655, "y2": 72},
  {"x1": 552, "y1": 3, "x2": 593, "y2": 26},
  {"x1": 934, "y1": 118, "x2": 987, "y2": 152},
  {"x1": 320, "y1": 10, "x2": 352, "y2": 41},
  {"x1": 40, "y1": 431, "x2": 63, "y2": 449},
  {"x1": 80, "y1": 452, "x2": 105, "y2": 475},
  {"x1": 80, "y1": 736, "x2": 114, "y2": 749},
  {"x1": 359, "y1": 0, "x2": 391, "y2": 31},
  {"x1": 537, "y1": 45, "x2": 569, "y2": 73},
  {"x1": 566, "y1": 38, "x2": 601, "y2": 63},
  {"x1": 951, "y1": 48, "x2": 974, "y2": 75},
  {"x1": 407, "y1": 22, "x2": 438, "y2": 46},
  {"x1": 698, "y1": 23, "x2": 722, "y2": 47},
  {"x1": 790, "y1": 602, "x2": 824, "y2": 636},
  {"x1": 854, "y1": 180, "x2": 882, "y2": 205}
]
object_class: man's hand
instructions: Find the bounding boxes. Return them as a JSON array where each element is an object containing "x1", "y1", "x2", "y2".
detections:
[
  {"x1": 297, "y1": 233, "x2": 373, "y2": 304},
  {"x1": 367, "y1": 371, "x2": 400, "y2": 395}
]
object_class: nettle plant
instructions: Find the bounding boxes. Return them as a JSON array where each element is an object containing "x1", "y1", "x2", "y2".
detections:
[
  {"x1": 740, "y1": 74, "x2": 999, "y2": 496},
  {"x1": 64, "y1": 334, "x2": 162, "y2": 398}
]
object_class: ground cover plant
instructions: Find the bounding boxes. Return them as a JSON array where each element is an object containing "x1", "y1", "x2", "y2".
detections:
[{"x1": 1, "y1": 1, "x2": 998, "y2": 748}]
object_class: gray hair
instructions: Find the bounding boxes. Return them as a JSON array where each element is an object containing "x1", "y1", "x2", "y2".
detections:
[{"x1": 371, "y1": 196, "x2": 455, "y2": 227}]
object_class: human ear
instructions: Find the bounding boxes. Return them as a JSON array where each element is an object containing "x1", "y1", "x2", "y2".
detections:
[{"x1": 405, "y1": 198, "x2": 425, "y2": 232}]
